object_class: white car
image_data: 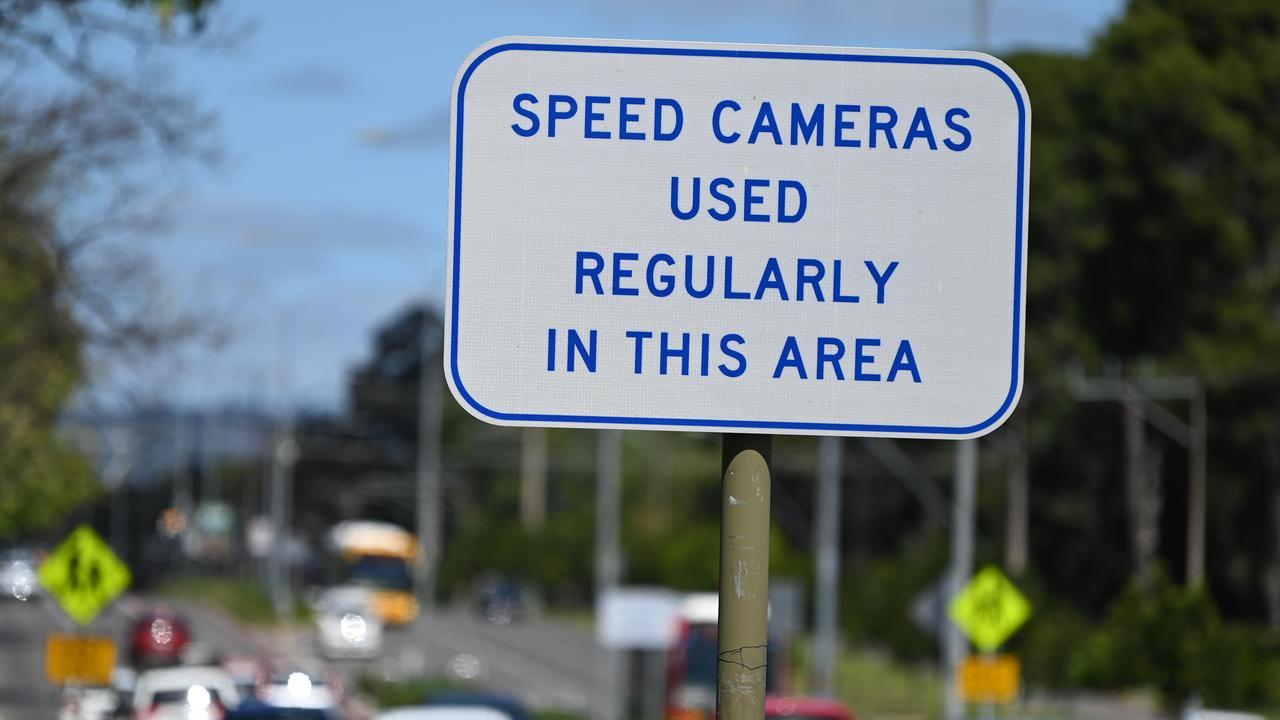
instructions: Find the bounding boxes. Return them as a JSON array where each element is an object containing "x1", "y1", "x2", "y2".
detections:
[
  {"x1": 56, "y1": 686, "x2": 120, "y2": 720},
  {"x1": 313, "y1": 586, "x2": 384, "y2": 660},
  {"x1": 133, "y1": 666, "x2": 240, "y2": 720},
  {"x1": 376, "y1": 708, "x2": 512, "y2": 720},
  {"x1": 0, "y1": 550, "x2": 40, "y2": 601},
  {"x1": 258, "y1": 668, "x2": 341, "y2": 710}
]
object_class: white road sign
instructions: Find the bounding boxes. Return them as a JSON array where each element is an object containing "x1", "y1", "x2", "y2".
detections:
[
  {"x1": 597, "y1": 587, "x2": 679, "y2": 650},
  {"x1": 445, "y1": 37, "x2": 1030, "y2": 438}
]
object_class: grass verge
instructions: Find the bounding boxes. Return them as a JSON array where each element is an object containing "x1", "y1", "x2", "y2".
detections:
[
  {"x1": 158, "y1": 577, "x2": 309, "y2": 626},
  {"x1": 358, "y1": 675, "x2": 588, "y2": 720}
]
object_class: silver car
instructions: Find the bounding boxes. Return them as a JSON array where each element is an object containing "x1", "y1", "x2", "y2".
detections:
[
  {"x1": 313, "y1": 586, "x2": 384, "y2": 660},
  {"x1": 0, "y1": 549, "x2": 41, "y2": 601}
]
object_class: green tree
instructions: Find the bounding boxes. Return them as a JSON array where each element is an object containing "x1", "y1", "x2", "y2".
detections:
[
  {"x1": 0, "y1": 184, "x2": 97, "y2": 536},
  {"x1": 1005, "y1": 0, "x2": 1280, "y2": 619},
  {"x1": 0, "y1": 0, "x2": 220, "y2": 537}
]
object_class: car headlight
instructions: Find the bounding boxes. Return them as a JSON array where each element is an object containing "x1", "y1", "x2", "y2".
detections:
[
  {"x1": 11, "y1": 577, "x2": 32, "y2": 602},
  {"x1": 339, "y1": 613, "x2": 368, "y2": 644}
]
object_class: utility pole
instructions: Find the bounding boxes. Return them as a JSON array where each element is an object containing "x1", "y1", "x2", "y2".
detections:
[
  {"x1": 172, "y1": 412, "x2": 191, "y2": 515},
  {"x1": 1003, "y1": 411, "x2": 1029, "y2": 577},
  {"x1": 521, "y1": 427, "x2": 549, "y2": 531},
  {"x1": 1070, "y1": 370, "x2": 1206, "y2": 588},
  {"x1": 943, "y1": 439, "x2": 978, "y2": 720},
  {"x1": 269, "y1": 415, "x2": 297, "y2": 619},
  {"x1": 415, "y1": 334, "x2": 444, "y2": 607},
  {"x1": 1187, "y1": 390, "x2": 1207, "y2": 588},
  {"x1": 974, "y1": 0, "x2": 989, "y2": 51},
  {"x1": 201, "y1": 409, "x2": 222, "y2": 505},
  {"x1": 1269, "y1": 459, "x2": 1280, "y2": 629},
  {"x1": 945, "y1": 9, "x2": 990, "y2": 710},
  {"x1": 595, "y1": 429, "x2": 623, "y2": 593},
  {"x1": 104, "y1": 428, "x2": 135, "y2": 563},
  {"x1": 1124, "y1": 396, "x2": 1156, "y2": 589},
  {"x1": 812, "y1": 435, "x2": 842, "y2": 696},
  {"x1": 595, "y1": 429, "x2": 623, "y2": 720}
]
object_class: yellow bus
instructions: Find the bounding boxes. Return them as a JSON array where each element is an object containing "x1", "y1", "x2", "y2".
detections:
[{"x1": 328, "y1": 521, "x2": 419, "y2": 626}]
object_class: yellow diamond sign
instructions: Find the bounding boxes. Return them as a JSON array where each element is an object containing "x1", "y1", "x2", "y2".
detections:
[
  {"x1": 39, "y1": 526, "x2": 131, "y2": 625},
  {"x1": 949, "y1": 566, "x2": 1031, "y2": 652}
]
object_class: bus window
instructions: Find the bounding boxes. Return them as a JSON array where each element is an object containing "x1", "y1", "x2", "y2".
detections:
[{"x1": 346, "y1": 555, "x2": 412, "y2": 592}]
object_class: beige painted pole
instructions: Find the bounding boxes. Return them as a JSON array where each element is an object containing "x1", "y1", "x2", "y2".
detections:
[{"x1": 717, "y1": 434, "x2": 772, "y2": 720}]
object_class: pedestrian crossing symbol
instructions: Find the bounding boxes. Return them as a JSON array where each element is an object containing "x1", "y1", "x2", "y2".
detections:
[
  {"x1": 39, "y1": 526, "x2": 131, "y2": 625},
  {"x1": 949, "y1": 566, "x2": 1031, "y2": 652}
]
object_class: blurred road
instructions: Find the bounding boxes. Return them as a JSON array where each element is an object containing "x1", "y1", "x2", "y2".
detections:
[
  {"x1": 0, "y1": 592, "x2": 310, "y2": 720},
  {"x1": 0, "y1": 594, "x2": 602, "y2": 719},
  {"x1": 385, "y1": 609, "x2": 601, "y2": 713},
  {"x1": 0, "y1": 597, "x2": 66, "y2": 719}
]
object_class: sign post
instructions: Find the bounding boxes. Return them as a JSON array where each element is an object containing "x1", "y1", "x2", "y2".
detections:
[
  {"x1": 446, "y1": 37, "x2": 1030, "y2": 719},
  {"x1": 949, "y1": 566, "x2": 1033, "y2": 709},
  {"x1": 39, "y1": 526, "x2": 130, "y2": 690},
  {"x1": 717, "y1": 435, "x2": 772, "y2": 717}
]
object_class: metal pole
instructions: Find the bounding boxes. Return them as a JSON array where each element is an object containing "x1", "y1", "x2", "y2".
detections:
[
  {"x1": 974, "y1": 0, "x2": 990, "y2": 51},
  {"x1": 105, "y1": 428, "x2": 134, "y2": 562},
  {"x1": 596, "y1": 429, "x2": 623, "y2": 593},
  {"x1": 813, "y1": 435, "x2": 842, "y2": 696},
  {"x1": 1004, "y1": 411, "x2": 1028, "y2": 577},
  {"x1": 1124, "y1": 396, "x2": 1152, "y2": 588},
  {"x1": 270, "y1": 418, "x2": 297, "y2": 619},
  {"x1": 172, "y1": 412, "x2": 189, "y2": 513},
  {"x1": 717, "y1": 434, "x2": 772, "y2": 720},
  {"x1": 416, "y1": 349, "x2": 444, "y2": 607},
  {"x1": 596, "y1": 429, "x2": 623, "y2": 720},
  {"x1": 944, "y1": 438, "x2": 977, "y2": 720},
  {"x1": 521, "y1": 427, "x2": 549, "y2": 531},
  {"x1": 205, "y1": 410, "x2": 222, "y2": 504},
  {"x1": 1187, "y1": 390, "x2": 1207, "y2": 588},
  {"x1": 269, "y1": 427, "x2": 285, "y2": 615}
]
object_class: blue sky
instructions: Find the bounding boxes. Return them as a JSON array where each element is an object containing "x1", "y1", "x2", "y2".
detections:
[{"x1": 124, "y1": 0, "x2": 1123, "y2": 411}]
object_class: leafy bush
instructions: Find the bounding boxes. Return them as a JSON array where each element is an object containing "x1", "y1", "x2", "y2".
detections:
[
  {"x1": 1013, "y1": 599, "x2": 1094, "y2": 690},
  {"x1": 357, "y1": 675, "x2": 470, "y2": 708},
  {"x1": 1068, "y1": 570, "x2": 1274, "y2": 708},
  {"x1": 840, "y1": 535, "x2": 948, "y2": 662},
  {"x1": 358, "y1": 674, "x2": 587, "y2": 720}
]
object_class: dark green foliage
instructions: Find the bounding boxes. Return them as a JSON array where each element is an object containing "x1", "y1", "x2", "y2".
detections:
[
  {"x1": 839, "y1": 536, "x2": 947, "y2": 662},
  {"x1": 1002, "y1": 0, "x2": 1280, "y2": 622},
  {"x1": 1068, "y1": 570, "x2": 1278, "y2": 707},
  {"x1": 357, "y1": 675, "x2": 473, "y2": 709}
]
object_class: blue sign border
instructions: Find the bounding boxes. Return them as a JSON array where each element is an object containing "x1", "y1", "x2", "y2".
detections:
[{"x1": 448, "y1": 40, "x2": 1028, "y2": 436}]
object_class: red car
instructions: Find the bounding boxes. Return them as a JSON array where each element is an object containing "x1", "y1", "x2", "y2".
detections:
[
  {"x1": 129, "y1": 607, "x2": 191, "y2": 667},
  {"x1": 765, "y1": 696, "x2": 856, "y2": 720}
]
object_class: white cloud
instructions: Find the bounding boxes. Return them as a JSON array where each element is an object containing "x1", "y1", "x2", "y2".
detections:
[
  {"x1": 358, "y1": 105, "x2": 450, "y2": 149},
  {"x1": 264, "y1": 64, "x2": 352, "y2": 95}
]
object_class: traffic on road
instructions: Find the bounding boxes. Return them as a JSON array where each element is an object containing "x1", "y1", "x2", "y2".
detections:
[
  {"x1": 4, "y1": 1, "x2": 1279, "y2": 720},
  {"x1": 0, "y1": 553, "x2": 857, "y2": 720}
]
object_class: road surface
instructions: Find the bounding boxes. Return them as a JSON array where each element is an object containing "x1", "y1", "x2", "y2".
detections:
[
  {"x1": 380, "y1": 608, "x2": 604, "y2": 714},
  {"x1": 0, "y1": 594, "x2": 604, "y2": 719},
  {"x1": 0, "y1": 593, "x2": 141, "y2": 720}
]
